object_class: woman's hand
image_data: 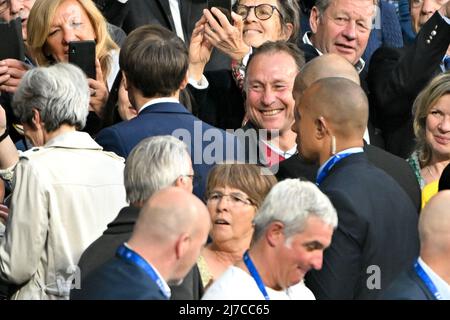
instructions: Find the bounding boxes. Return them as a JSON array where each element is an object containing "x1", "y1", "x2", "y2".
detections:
[
  {"x1": 88, "y1": 59, "x2": 108, "y2": 119},
  {"x1": 202, "y1": 8, "x2": 250, "y2": 62},
  {"x1": 188, "y1": 15, "x2": 214, "y2": 81},
  {"x1": 0, "y1": 59, "x2": 31, "y2": 94}
]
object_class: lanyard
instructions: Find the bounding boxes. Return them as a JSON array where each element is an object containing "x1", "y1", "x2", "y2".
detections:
[
  {"x1": 316, "y1": 153, "x2": 353, "y2": 185},
  {"x1": 116, "y1": 244, "x2": 170, "y2": 299},
  {"x1": 243, "y1": 251, "x2": 270, "y2": 300},
  {"x1": 414, "y1": 260, "x2": 442, "y2": 300}
]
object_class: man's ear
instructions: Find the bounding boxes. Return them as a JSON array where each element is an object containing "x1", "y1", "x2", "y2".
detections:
[
  {"x1": 175, "y1": 233, "x2": 190, "y2": 260},
  {"x1": 266, "y1": 221, "x2": 285, "y2": 247},
  {"x1": 310, "y1": 7, "x2": 321, "y2": 34},
  {"x1": 122, "y1": 71, "x2": 129, "y2": 90},
  {"x1": 179, "y1": 72, "x2": 189, "y2": 91},
  {"x1": 315, "y1": 116, "x2": 330, "y2": 140}
]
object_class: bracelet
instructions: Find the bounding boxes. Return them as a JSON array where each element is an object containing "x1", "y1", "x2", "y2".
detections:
[{"x1": 0, "y1": 127, "x2": 9, "y2": 143}]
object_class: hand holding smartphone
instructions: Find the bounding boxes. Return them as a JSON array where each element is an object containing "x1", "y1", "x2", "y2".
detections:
[{"x1": 68, "y1": 40, "x2": 96, "y2": 79}]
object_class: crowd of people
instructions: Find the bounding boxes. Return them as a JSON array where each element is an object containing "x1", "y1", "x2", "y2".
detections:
[{"x1": 0, "y1": 0, "x2": 449, "y2": 300}]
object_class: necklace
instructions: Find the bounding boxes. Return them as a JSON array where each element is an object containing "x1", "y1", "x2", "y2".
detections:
[{"x1": 426, "y1": 166, "x2": 436, "y2": 181}]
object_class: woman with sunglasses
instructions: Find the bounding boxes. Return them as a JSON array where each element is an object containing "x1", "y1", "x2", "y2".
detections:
[
  {"x1": 197, "y1": 163, "x2": 277, "y2": 291},
  {"x1": 188, "y1": 0, "x2": 300, "y2": 130}
]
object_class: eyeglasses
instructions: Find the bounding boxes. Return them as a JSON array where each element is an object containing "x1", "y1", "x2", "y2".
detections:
[
  {"x1": 235, "y1": 4, "x2": 283, "y2": 21},
  {"x1": 207, "y1": 192, "x2": 254, "y2": 207}
]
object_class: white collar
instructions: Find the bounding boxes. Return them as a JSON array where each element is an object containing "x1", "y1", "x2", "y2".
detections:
[
  {"x1": 418, "y1": 257, "x2": 450, "y2": 300},
  {"x1": 138, "y1": 97, "x2": 180, "y2": 114}
]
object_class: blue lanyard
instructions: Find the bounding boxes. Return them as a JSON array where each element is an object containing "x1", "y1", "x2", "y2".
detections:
[
  {"x1": 243, "y1": 251, "x2": 270, "y2": 300},
  {"x1": 116, "y1": 244, "x2": 170, "y2": 299},
  {"x1": 316, "y1": 153, "x2": 353, "y2": 185},
  {"x1": 414, "y1": 260, "x2": 442, "y2": 300}
]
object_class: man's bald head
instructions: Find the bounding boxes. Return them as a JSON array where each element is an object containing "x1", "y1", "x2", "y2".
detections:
[
  {"x1": 301, "y1": 77, "x2": 368, "y2": 139},
  {"x1": 294, "y1": 54, "x2": 360, "y2": 98},
  {"x1": 419, "y1": 191, "x2": 450, "y2": 253},
  {"x1": 131, "y1": 187, "x2": 210, "y2": 245}
]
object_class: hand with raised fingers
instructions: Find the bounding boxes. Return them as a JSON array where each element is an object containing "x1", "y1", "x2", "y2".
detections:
[
  {"x1": 0, "y1": 59, "x2": 31, "y2": 94},
  {"x1": 88, "y1": 59, "x2": 109, "y2": 118}
]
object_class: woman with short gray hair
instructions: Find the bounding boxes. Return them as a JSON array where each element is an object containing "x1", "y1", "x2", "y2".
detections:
[{"x1": 0, "y1": 63, "x2": 126, "y2": 299}]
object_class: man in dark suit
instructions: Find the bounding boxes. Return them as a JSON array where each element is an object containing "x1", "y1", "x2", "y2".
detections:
[
  {"x1": 276, "y1": 53, "x2": 421, "y2": 212},
  {"x1": 298, "y1": 0, "x2": 384, "y2": 147},
  {"x1": 368, "y1": 0, "x2": 450, "y2": 158},
  {"x1": 71, "y1": 187, "x2": 210, "y2": 300},
  {"x1": 93, "y1": 0, "x2": 230, "y2": 71},
  {"x1": 75, "y1": 136, "x2": 203, "y2": 300},
  {"x1": 382, "y1": 190, "x2": 450, "y2": 300},
  {"x1": 292, "y1": 77, "x2": 419, "y2": 299},
  {"x1": 95, "y1": 25, "x2": 239, "y2": 198}
]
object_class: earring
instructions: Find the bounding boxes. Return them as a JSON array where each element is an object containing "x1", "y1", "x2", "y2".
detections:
[{"x1": 331, "y1": 135, "x2": 336, "y2": 155}]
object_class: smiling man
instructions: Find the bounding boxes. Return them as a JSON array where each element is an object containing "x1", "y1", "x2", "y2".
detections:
[{"x1": 240, "y1": 41, "x2": 305, "y2": 168}]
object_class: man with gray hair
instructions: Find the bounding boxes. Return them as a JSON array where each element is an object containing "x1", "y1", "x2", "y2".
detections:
[
  {"x1": 0, "y1": 63, "x2": 126, "y2": 299},
  {"x1": 75, "y1": 135, "x2": 204, "y2": 300},
  {"x1": 202, "y1": 179, "x2": 337, "y2": 300}
]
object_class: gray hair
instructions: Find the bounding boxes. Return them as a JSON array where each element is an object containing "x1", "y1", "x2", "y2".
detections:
[
  {"x1": 124, "y1": 135, "x2": 192, "y2": 204},
  {"x1": 12, "y1": 63, "x2": 89, "y2": 132},
  {"x1": 253, "y1": 179, "x2": 338, "y2": 241}
]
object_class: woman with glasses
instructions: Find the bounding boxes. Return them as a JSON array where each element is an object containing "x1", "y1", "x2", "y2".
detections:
[
  {"x1": 188, "y1": 0, "x2": 300, "y2": 130},
  {"x1": 197, "y1": 163, "x2": 277, "y2": 290}
]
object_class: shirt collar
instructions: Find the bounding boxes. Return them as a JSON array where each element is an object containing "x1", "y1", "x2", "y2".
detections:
[
  {"x1": 139, "y1": 97, "x2": 180, "y2": 114},
  {"x1": 44, "y1": 131, "x2": 102, "y2": 150},
  {"x1": 302, "y1": 32, "x2": 366, "y2": 74},
  {"x1": 418, "y1": 257, "x2": 450, "y2": 300}
]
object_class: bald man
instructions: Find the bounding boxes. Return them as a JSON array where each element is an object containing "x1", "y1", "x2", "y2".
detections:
[
  {"x1": 276, "y1": 54, "x2": 421, "y2": 212},
  {"x1": 293, "y1": 78, "x2": 419, "y2": 300},
  {"x1": 383, "y1": 191, "x2": 450, "y2": 300},
  {"x1": 72, "y1": 187, "x2": 210, "y2": 300}
]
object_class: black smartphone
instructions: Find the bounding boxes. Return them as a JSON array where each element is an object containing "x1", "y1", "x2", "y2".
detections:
[
  {"x1": 68, "y1": 40, "x2": 96, "y2": 79},
  {"x1": 207, "y1": 0, "x2": 232, "y2": 24},
  {"x1": 0, "y1": 17, "x2": 25, "y2": 61}
]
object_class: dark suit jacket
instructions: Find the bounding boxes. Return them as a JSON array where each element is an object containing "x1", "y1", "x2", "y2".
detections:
[
  {"x1": 95, "y1": 102, "x2": 239, "y2": 198},
  {"x1": 76, "y1": 206, "x2": 203, "y2": 300},
  {"x1": 94, "y1": 0, "x2": 230, "y2": 71},
  {"x1": 189, "y1": 69, "x2": 245, "y2": 130},
  {"x1": 276, "y1": 144, "x2": 422, "y2": 212},
  {"x1": 71, "y1": 254, "x2": 167, "y2": 300},
  {"x1": 368, "y1": 12, "x2": 450, "y2": 158},
  {"x1": 305, "y1": 153, "x2": 420, "y2": 300},
  {"x1": 381, "y1": 266, "x2": 436, "y2": 300}
]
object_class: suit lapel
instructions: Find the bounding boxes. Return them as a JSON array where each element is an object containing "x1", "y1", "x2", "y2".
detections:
[{"x1": 157, "y1": 0, "x2": 176, "y2": 32}]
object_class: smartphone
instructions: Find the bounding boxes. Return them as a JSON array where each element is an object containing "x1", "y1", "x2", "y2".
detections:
[
  {"x1": 207, "y1": 0, "x2": 232, "y2": 24},
  {"x1": 68, "y1": 40, "x2": 96, "y2": 79},
  {"x1": 0, "y1": 17, "x2": 25, "y2": 61}
]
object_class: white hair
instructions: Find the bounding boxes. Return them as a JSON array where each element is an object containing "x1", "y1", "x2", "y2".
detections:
[{"x1": 253, "y1": 179, "x2": 338, "y2": 241}]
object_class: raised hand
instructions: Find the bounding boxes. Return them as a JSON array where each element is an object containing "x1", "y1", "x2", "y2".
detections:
[{"x1": 88, "y1": 59, "x2": 109, "y2": 118}]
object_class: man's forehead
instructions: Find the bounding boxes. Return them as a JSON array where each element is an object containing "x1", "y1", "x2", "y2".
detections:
[{"x1": 327, "y1": 0, "x2": 376, "y2": 16}]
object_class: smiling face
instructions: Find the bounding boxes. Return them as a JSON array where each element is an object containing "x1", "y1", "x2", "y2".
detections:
[
  {"x1": 410, "y1": 0, "x2": 449, "y2": 34},
  {"x1": 276, "y1": 216, "x2": 333, "y2": 288},
  {"x1": 44, "y1": 0, "x2": 96, "y2": 63},
  {"x1": 239, "y1": 0, "x2": 292, "y2": 47},
  {"x1": 246, "y1": 51, "x2": 298, "y2": 135},
  {"x1": 425, "y1": 94, "x2": 450, "y2": 159},
  {"x1": 310, "y1": 0, "x2": 374, "y2": 66},
  {"x1": 206, "y1": 186, "x2": 257, "y2": 248}
]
